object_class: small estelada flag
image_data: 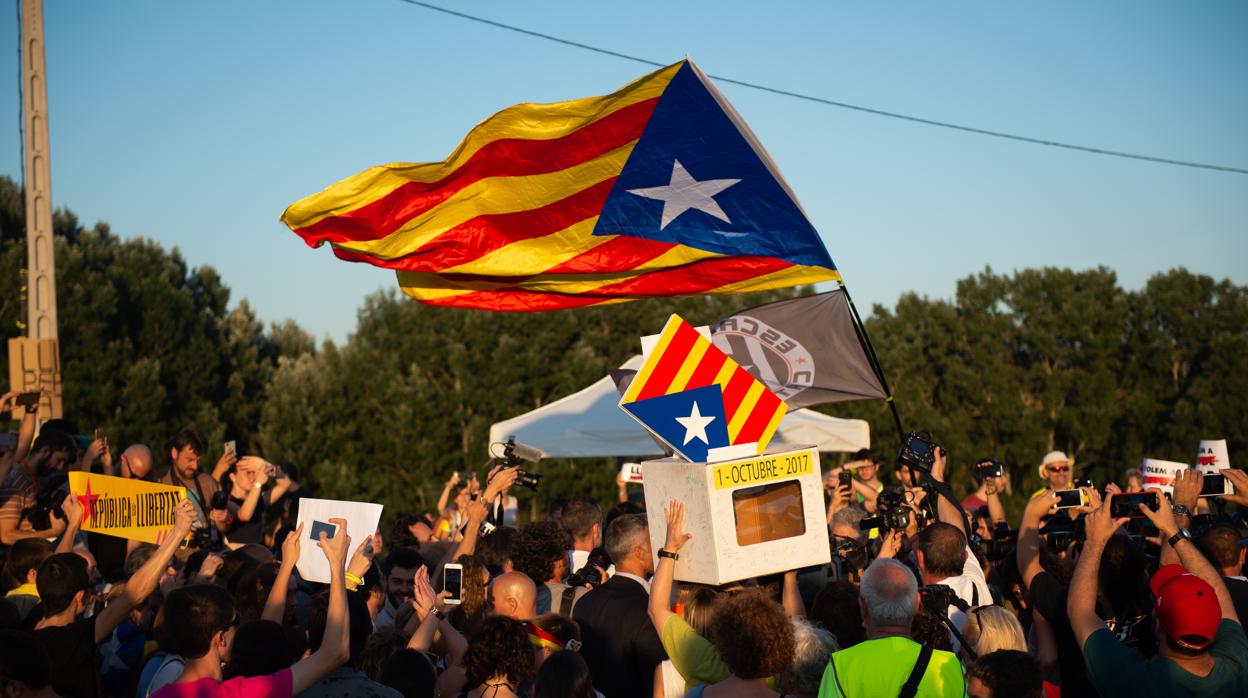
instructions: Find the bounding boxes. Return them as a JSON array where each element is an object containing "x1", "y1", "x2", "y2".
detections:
[
  {"x1": 619, "y1": 314, "x2": 786, "y2": 462},
  {"x1": 67, "y1": 472, "x2": 186, "y2": 544}
]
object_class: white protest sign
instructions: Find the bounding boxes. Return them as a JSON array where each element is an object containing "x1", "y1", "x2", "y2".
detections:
[
  {"x1": 1140, "y1": 458, "x2": 1188, "y2": 495},
  {"x1": 294, "y1": 497, "x2": 383, "y2": 584},
  {"x1": 1196, "y1": 439, "x2": 1230, "y2": 473},
  {"x1": 620, "y1": 461, "x2": 644, "y2": 483}
]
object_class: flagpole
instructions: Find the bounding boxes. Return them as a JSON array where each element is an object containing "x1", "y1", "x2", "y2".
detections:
[{"x1": 835, "y1": 280, "x2": 905, "y2": 444}]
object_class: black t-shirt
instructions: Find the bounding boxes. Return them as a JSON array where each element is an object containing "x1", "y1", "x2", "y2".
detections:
[
  {"x1": 1030, "y1": 571, "x2": 1098, "y2": 698},
  {"x1": 226, "y1": 491, "x2": 266, "y2": 545},
  {"x1": 1224, "y1": 577, "x2": 1248, "y2": 627},
  {"x1": 34, "y1": 617, "x2": 99, "y2": 698}
]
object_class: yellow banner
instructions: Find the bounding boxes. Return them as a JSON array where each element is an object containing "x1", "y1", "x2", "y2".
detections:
[
  {"x1": 711, "y1": 449, "x2": 815, "y2": 490},
  {"x1": 67, "y1": 472, "x2": 187, "y2": 544}
]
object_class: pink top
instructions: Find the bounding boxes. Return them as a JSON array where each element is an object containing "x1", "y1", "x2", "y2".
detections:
[{"x1": 152, "y1": 669, "x2": 292, "y2": 698}]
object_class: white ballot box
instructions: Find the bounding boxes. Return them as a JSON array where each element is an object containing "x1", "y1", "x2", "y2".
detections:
[{"x1": 642, "y1": 445, "x2": 830, "y2": 585}]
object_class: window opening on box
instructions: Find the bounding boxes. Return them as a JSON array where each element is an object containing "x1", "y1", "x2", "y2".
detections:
[{"x1": 731, "y1": 480, "x2": 805, "y2": 546}]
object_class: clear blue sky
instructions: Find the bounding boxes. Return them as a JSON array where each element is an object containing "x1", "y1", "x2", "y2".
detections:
[{"x1": 2, "y1": 1, "x2": 1244, "y2": 343}]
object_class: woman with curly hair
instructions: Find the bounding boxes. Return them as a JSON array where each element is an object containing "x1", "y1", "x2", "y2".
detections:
[
  {"x1": 461, "y1": 616, "x2": 535, "y2": 698},
  {"x1": 684, "y1": 588, "x2": 795, "y2": 697}
]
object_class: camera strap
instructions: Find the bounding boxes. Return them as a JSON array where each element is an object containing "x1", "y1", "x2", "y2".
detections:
[
  {"x1": 898, "y1": 643, "x2": 934, "y2": 698},
  {"x1": 557, "y1": 585, "x2": 578, "y2": 617}
]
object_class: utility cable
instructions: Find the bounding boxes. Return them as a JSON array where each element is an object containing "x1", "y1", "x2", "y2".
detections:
[{"x1": 396, "y1": 0, "x2": 1246, "y2": 176}]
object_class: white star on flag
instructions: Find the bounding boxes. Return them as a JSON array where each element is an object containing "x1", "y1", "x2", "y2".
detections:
[
  {"x1": 675, "y1": 401, "x2": 716, "y2": 445},
  {"x1": 627, "y1": 159, "x2": 741, "y2": 230}
]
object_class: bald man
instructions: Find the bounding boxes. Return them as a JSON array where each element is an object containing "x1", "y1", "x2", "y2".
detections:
[
  {"x1": 89, "y1": 446, "x2": 151, "y2": 583},
  {"x1": 118, "y1": 445, "x2": 153, "y2": 481},
  {"x1": 489, "y1": 571, "x2": 537, "y2": 621}
]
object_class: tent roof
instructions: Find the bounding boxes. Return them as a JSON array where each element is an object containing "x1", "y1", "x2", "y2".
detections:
[{"x1": 488, "y1": 356, "x2": 870, "y2": 459}]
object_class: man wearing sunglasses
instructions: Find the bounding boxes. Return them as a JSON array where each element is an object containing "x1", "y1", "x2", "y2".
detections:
[{"x1": 1032, "y1": 451, "x2": 1074, "y2": 497}]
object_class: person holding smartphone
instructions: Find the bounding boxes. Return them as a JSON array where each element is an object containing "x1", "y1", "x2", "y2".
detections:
[
  {"x1": 1067, "y1": 491, "x2": 1248, "y2": 696},
  {"x1": 223, "y1": 456, "x2": 292, "y2": 546}
]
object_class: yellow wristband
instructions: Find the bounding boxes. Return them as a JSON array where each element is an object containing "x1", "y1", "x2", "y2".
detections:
[{"x1": 345, "y1": 572, "x2": 364, "y2": 587}]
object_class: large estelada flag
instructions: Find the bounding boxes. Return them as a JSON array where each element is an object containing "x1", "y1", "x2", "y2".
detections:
[
  {"x1": 281, "y1": 60, "x2": 839, "y2": 311},
  {"x1": 620, "y1": 314, "x2": 786, "y2": 462}
]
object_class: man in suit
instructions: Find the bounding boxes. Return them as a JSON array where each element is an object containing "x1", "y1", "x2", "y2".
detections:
[{"x1": 573, "y1": 513, "x2": 667, "y2": 698}]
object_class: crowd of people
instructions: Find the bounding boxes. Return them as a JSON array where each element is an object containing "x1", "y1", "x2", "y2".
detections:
[{"x1": 1, "y1": 388, "x2": 1247, "y2": 697}]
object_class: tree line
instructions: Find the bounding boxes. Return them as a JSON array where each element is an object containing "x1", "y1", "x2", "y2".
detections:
[{"x1": 2, "y1": 175, "x2": 1244, "y2": 523}]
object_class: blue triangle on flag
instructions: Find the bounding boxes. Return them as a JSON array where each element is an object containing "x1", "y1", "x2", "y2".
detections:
[
  {"x1": 593, "y1": 61, "x2": 835, "y2": 270},
  {"x1": 621, "y1": 384, "x2": 730, "y2": 463}
]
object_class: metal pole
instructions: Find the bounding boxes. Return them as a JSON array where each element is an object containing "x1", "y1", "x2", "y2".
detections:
[{"x1": 836, "y1": 280, "x2": 904, "y2": 444}]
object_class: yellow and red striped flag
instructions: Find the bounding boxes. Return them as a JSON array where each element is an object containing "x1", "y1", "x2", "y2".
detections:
[{"x1": 281, "y1": 60, "x2": 839, "y2": 311}]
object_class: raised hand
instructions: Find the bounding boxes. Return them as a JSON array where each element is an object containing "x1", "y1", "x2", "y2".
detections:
[
  {"x1": 1222, "y1": 469, "x2": 1248, "y2": 507},
  {"x1": 412, "y1": 566, "x2": 436, "y2": 614},
  {"x1": 61, "y1": 491, "x2": 84, "y2": 527},
  {"x1": 199, "y1": 553, "x2": 225, "y2": 578},
  {"x1": 173, "y1": 498, "x2": 197, "y2": 534},
  {"x1": 348, "y1": 533, "x2": 378, "y2": 579},
  {"x1": 484, "y1": 467, "x2": 520, "y2": 499},
  {"x1": 664, "y1": 500, "x2": 692, "y2": 552},
  {"x1": 237, "y1": 456, "x2": 271, "y2": 486},
  {"x1": 282, "y1": 522, "x2": 305, "y2": 566},
  {"x1": 877, "y1": 529, "x2": 903, "y2": 559},
  {"x1": 465, "y1": 499, "x2": 490, "y2": 525},
  {"x1": 1171, "y1": 469, "x2": 1203, "y2": 511},
  {"x1": 214, "y1": 449, "x2": 239, "y2": 477},
  {"x1": 317, "y1": 517, "x2": 351, "y2": 569},
  {"x1": 1084, "y1": 497, "x2": 1127, "y2": 546},
  {"x1": 1137, "y1": 489, "x2": 1180, "y2": 538}
]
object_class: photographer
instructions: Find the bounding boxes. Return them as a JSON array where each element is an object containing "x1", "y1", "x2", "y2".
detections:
[
  {"x1": 0, "y1": 429, "x2": 76, "y2": 545},
  {"x1": 916, "y1": 447, "x2": 992, "y2": 632},
  {"x1": 1067, "y1": 492, "x2": 1248, "y2": 696},
  {"x1": 818, "y1": 558, "x2": 964, "y2": 697},
  {"x1": 157, "y1": 427, "x2": 227, "y2": 536}
]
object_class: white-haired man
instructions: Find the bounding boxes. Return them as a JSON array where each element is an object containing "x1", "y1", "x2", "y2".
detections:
[{"x1": 818, "y1": 558, "x2": 964, "y2": 697}]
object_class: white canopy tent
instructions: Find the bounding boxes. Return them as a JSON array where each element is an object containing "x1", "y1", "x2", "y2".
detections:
[{"x1": 488, "y1": 356, "x2": 870, "y2": 458}]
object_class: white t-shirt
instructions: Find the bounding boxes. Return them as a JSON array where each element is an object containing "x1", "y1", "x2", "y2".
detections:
[{"x1": 936, "y1": 546, "x2": 991, "y2": 650}]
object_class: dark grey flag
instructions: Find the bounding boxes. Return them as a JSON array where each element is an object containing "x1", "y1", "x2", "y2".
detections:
[{"x1": 709, "y1": 290, "x2": 887, "y2": 408}]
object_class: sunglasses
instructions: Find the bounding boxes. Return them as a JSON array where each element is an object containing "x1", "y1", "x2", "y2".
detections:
[{"x1": 1046, "y1": 466, "x2": 1071, "y2": 473}]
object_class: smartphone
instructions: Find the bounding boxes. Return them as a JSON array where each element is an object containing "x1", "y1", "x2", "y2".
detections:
[
  {"x1": 224, "y1": 440, "x2": 236, "y2": 456},
  {"x1": 1074, "y1": 478, "x2": 1093, "y2": 489},
  {"x1": 14, "y1": 391, "x2": 39, "y2": 408},
  {"x1": 94, "y1": 427, "x2": 106, "y2": 442},
  {"x1": 1200, "y1": 473, "x2": 1231, "y2": 498},
  {"x1": 977, "y1": 463, "x2": 1004, "y2": 480},
  {"x1": 1054, "y1": 489, "x2": 1087, "y2": 509},
  {"x1": 443, "y1": 563, "x2": 463, "y2": 605},
  {"x1": 838, "y1": 470, "x2": 853, "y2": 489},
  {"x1": 1110, "y1": 492, "x2": 1159, "y2": 519}
]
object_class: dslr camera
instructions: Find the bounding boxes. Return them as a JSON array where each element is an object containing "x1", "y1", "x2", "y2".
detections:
[
  {"x1": 22, "y1": 472, "x2": 68, "y2": 530},
  {"x1": 970, "y1": 522, "x2": 1018, "y2": 562},
  {"x1": 496, "y1": 437, "x2": 543, "y2": 491},
  {"x1": 919, "y1": 583, "x2": 969, "y2": 613},
  {"x1": 897, "y1": 430, "x2": 941, "y2": 473},
  {"x1": 859, "y1": 487, "x2": 912, "y2": 533},
  {"x1": 565, "y1": 549, "x2": 612, "y2": 588}
]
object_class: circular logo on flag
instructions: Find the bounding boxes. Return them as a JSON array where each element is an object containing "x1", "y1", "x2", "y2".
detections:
[{"x1": 711, "y1": 316, "x2": 814, "y2": 402}]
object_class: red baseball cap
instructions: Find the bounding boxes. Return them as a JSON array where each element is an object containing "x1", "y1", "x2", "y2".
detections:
[{"x1": 1150, "y1": 564, "x2": 1221, "y2": 651}]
